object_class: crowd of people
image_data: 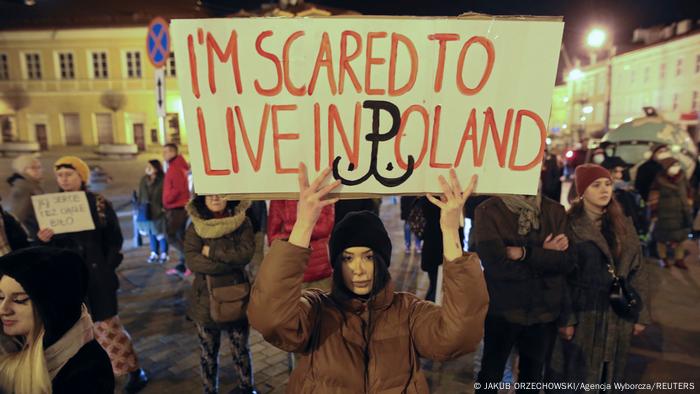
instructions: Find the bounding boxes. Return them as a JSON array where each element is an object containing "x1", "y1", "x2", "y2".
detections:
[{"x1": 0, "y1": 140, "x2": 694, "y2": 393}]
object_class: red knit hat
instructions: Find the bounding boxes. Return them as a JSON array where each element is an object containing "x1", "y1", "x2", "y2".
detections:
[{"x1": 575, "y1": 164, "x2": 612, "y2": 196}]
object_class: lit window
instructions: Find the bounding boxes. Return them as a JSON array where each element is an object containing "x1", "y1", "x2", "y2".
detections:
[
  {"x1": 25, "y1": 53, "x2": 42, "y2": 80},
  {"x1": 166, "y1": 52, "x2": 176, "y2": 77},
  {"x1": 92, "y1": 51, "x2": 108, "y2": 79},
  {"x1": 58, "y1": 52, "x2": 75, "y2": 79},
  {"x1": 0, "y1": 53, "x2": 8, "y2": 80},
  {"x1": 126, "y1": 51, "x2": 142, "y2": 78}
]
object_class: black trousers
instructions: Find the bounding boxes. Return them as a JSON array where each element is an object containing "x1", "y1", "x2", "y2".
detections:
[
  {"x1": 477, "y1": 315, "x2": 556, "y2": 394},
  {"x1": 165, "y1": 207, "x2": 188, "y2": 269}
]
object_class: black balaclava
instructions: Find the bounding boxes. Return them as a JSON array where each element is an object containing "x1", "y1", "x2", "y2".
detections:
[
  {"x1": 329, "y1": 211, "x2": 392, "y2": 298},
  {"x1": 0, "y1": 247, "x2": 88, "y2": 347}
]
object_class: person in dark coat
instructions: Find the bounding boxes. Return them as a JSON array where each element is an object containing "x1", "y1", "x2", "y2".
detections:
[
  {"x1": 6, "y1": 154, "x2": 44, "y2": 240},
  {"x1": 245, "y1": 201, "x2": 268, "y2": 280},
  {"x1": 137, "y1": 159, "x2": 168, "y2": 264},
  {"x1": 648, "y1": 158, "x2": 692, "y2": 269},
  {"x1": 474, "y1": 190, "x2": 573, "y2": 393},
  {"x1": 603, "y1": 157, "x2": 648, "y2": 236},
  {"x1": 541, "y1": 151, "x2": 563, "y2": 202},
  {"x1": 184, "y1": 195, "x2": 257, "y2": 394},
  {"x1": 415, "y1": 197, "x2": 465, "y2": 302},
  {"x1": 400, "y1": 196, "x2": 422, "y2": 253},
  {"x1": 635, "y1": 144, "x2": 671, "y2": 202},
  {"x1": 37, "y1": 156, "x2": 148, "y2": 393},
  {"x1": 0, "y1": 204, "x2": 29, "y2": 256},
  {"x1": 547, "y1": 164, "x2": 650, "y2": 392},
  {"x1": 0, "y1": 247, "x2": 114, "y2": 394}
]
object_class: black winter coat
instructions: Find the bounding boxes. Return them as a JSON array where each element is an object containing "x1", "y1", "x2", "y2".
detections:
[
  {"x1": 1, "y1": 208, "x2": 30, "y2": 251},
  {"x1": 46, "y1": 192, "x2": 123, "y2": 321},
  {"x1": 417, "y1": 197, "x2": 465, "y2": 273},
  {"x1": 52, "y1": 340, "x2": 114, "y2": 394},
  {"x1": 474, "y1": 197, "x2": 573, "y2": 325},
  {"x1": 635, "y1": 159, "x2": 663, "y2": 201}
]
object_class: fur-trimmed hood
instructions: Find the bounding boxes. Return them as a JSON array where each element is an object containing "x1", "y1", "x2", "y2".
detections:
[{"x1": 186, "y1": 200, "x2": 251, "y2": 239}]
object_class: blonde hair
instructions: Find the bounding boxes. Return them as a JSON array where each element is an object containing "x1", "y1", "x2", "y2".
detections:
[{"x1": 0, "y1": 311, "x2": 52, "y2": 393}]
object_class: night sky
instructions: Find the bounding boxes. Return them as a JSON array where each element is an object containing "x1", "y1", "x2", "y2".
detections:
[{"x1": 208, "y1": 0, "x2": 700, "y2": 61}]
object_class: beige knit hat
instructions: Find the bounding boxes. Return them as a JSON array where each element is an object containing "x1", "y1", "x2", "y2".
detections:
[{"x1": 11, "y1": 154, "x2": 40, "y2": 175}]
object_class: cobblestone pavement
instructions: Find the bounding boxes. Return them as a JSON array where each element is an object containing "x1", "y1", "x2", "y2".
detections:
[{"x1": 1, "y1": 150, "x2": 699, "y2": 393}]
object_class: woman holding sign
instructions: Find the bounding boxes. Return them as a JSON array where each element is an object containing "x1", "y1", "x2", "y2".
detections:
[
  {"x1": 248, "y1": 165, "x2": 489, "y2": 393},
  {"x1": 37, "y1": 156, "x2": 149, "y2": 393}
]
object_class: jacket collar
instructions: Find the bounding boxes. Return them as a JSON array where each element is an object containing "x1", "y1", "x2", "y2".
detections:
[
  {"x1": 331, "y1": 280, "x2": 395, "y2": 314},
  {"x1": 569, "y1": 212, "x2": 613, "y2": 263},
  {"x1": 186, "y1": 200, "x2": 251, "y2": 239}
]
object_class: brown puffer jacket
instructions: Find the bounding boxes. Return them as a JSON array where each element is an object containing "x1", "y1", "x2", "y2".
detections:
[{"x1": 248, "y1": 240, "x2": 489, "y2": 393}]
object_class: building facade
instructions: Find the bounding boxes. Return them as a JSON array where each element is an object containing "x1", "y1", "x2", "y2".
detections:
[
  {"x1": 550, "y1": 23, "x2": 700, "y2": 144},
  {"x1": 0, "y1": 27, "x2": 186, "y2": 151}
]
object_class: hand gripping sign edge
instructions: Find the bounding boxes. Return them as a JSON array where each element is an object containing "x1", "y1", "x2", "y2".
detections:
[{"x1": 147, "y1": 17, "x2": 171, "y2": 68}]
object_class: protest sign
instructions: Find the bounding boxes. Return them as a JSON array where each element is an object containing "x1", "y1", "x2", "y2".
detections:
[
  {"x1": 32, "y1": 192, "x2": 95, "y2": 234},
  {"x1": 171, "y1": 16, "x2": 564, "y2": 196}
]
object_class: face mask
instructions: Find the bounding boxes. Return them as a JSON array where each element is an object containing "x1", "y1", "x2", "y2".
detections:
[
  {"x1": 592, "y1": 154, "x2": 605, "y2": 164},
  {"x1": 668, "y1": 165, "x2": 681, "y2": 177}
]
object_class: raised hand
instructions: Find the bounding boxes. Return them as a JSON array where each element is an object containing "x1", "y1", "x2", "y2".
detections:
[
  {"x1": 426, "y1": 169, "x2": 477, "y2": 233},
  {"x1": 289, "y1": 163, "x2": 341, "y2": 248},
  {"x1": 427, "y1": 169, "x2": 478, "y2": 261}
]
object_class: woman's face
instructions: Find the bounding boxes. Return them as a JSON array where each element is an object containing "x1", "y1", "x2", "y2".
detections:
[
  {"x1": 583, "y1": 177, "x2": 613, "y2": 209},
  {"x1": 55, "y1": 168, "x2": 82, "y2": 192},
  {"x1": 341, "y1": 247, "x2": 375, "y2": 296},
  {"x1": 0, "y1": 276, "x2": 35, "y2": 337},
  {"x1": 145, "y1": 163, "x2": 155, "y2": 176},
  {"x1": 24, "y1": 159, "x2": 43, "y2": 181},
  {"x1": 204, "y1": 195, "x2": 226, "y2": 213}
]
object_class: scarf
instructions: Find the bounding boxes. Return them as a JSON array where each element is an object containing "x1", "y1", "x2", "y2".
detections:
[
  {"x1": 499, "y1": 194, "x2": 542, "y2": 236},
  {"x1": 0, "y1": 214, "x2": 11, "y2": 257},
  {"x1": 44, "y1": 305, "x2": 94, "y2": 379},
  {"x1": 186, "y1": 200, "x2": 251, "y2": 239},
  {"x1": 584, "y1": 204, "x2": 604, "y2": 230}
]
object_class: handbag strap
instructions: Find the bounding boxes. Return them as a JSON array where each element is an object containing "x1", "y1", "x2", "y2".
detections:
[{"x1": 606, "y1": 259, "x2": 619, "y2": 280}]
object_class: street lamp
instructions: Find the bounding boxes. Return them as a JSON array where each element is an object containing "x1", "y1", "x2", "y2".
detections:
[
  {"x1": 568, "y1": 68, "x2": 584, "y2": 81},
  {"x1": 585, "y1": 27, "x2": 615, "y2": 134},
  {"x1": 586, "y1": 29, "x2": 606, "y2": 48}
]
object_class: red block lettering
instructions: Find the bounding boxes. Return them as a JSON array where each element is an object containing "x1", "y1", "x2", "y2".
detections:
[
  {"x1": 254, "y1": 31, "x2": 283, "y2": 96},
  {"x1": 509, "y1": 109, "x2": 547, "y2": 171}
]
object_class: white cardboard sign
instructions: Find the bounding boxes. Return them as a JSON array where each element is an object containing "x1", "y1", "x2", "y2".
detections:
[
  {"x1": 32, "y1": 192, "x2": 95, "y2": 234},
  {"x1": 171, "y1": 16, "x2": 564, "y2": 196}
]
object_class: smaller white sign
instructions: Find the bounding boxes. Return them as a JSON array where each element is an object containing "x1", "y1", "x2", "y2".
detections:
[
  {"x1": 32, "y1": 192, "x2": 96, "y2": 234},
  {"x1": 155, "y1": 68, "x2": 166, "y2": 118}
]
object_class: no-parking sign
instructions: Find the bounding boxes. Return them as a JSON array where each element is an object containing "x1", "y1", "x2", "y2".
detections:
[{"x1": 146, "y1": 17, "x2": 170, "y2": 68}]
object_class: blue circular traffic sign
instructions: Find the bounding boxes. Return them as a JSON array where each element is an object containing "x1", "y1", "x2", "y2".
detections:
[{"x1": 147, "y1": 17, "x2": 170, "y2": 68}]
